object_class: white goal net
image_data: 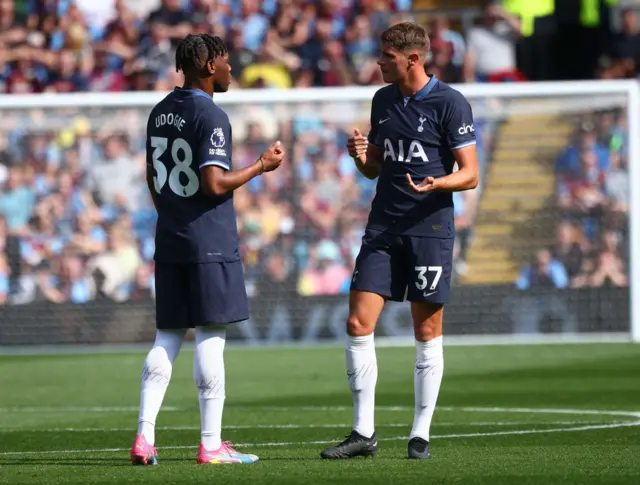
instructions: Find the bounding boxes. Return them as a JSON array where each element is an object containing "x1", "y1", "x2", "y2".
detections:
[{"x1": 0, "y1": 80, "x2": 637, "y2": 348}]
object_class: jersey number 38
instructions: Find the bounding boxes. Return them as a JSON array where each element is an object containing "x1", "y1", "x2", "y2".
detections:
[{"x1": 150, "y1": 136, "x2": 199, "y2": 197}]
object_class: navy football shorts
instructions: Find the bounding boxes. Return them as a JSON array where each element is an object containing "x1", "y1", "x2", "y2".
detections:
[
  {"x1": 154, "y1": 261, "x2": 249, "y2": 329},
  {"x1": 350, "y1": 229, "x2": 454, "y2": 304}
]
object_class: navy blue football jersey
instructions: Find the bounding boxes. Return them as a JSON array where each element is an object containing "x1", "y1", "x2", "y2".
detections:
[
  {"x1": 146, "y1": 88, "x2": 240, "y2": 263},
  {"x1": 366, "y1": 75, "x2": 476, "y2": 238}
]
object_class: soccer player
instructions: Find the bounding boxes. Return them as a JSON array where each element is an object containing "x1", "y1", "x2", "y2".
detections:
[
  {"x1": 320, "y1": 22, "x2": 479, "y2": 460},
  {"x1": 130, "y1": 33, "x2": 285, "y2": 466}
]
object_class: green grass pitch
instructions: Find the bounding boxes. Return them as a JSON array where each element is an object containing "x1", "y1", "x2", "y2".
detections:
[{"x1": 0, "y1": 343, "x2": 639, "y2": 484}]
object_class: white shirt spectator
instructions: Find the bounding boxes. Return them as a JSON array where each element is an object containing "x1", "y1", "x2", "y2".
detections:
[
  {"x1": 466, "y1": 21, "x2": 516, "y2": 77},
  {"x1": 75, "y1": 0, "x2": 117, "y2": 34},
  {"x1": 124, "y1": 0, "x2": 162, "y2": 20}
]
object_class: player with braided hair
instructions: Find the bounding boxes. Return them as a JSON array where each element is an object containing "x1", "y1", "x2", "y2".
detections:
[{"x1": 130, "y1": 33, "x2": 284, "y2": 466}]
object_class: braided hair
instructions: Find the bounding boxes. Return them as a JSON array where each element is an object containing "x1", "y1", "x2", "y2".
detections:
[{"x1": 175, "y1": 34, "x2": 227, "y2": 75}]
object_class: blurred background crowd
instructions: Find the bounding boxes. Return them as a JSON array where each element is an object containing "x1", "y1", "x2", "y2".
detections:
[
  {"x1": 1, "y1": 0, "x2": 638, "y2": 93},
  {"x1": 516, "y1": 109, "x2": 630, "y2": 291},
  {"x1": 0, "y1": 0, "x2": 634, "y2": 305},
  {"x1": 0, "y1": 0, "x2": 413, "y2": 92}
]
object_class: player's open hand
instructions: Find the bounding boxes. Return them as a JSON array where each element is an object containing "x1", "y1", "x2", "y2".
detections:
[
  {"x1": 260, "y1": 141, "x2": 286, "y2": 173},
  {"x1": 347, "y1": 129, "x2": 368, "y2": 160},
  {"x1": 406, "y1": 173, "x2": 442, "y2": 193}
]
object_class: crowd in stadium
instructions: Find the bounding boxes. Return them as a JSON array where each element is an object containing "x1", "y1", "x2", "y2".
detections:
[
  {"x1": 0, "y1": 0, "x2": 412, "y2": 92},
  {"x1": 516, "y1": 110, "x2": 630, "y2": 290},
  {"x1": 0, "y1": 0, "x2": 634, "y2": 304}
]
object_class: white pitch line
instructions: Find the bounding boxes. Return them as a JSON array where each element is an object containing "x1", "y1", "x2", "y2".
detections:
[
  {"x1": 0, "y1": 406, "x2": 182, "y2": 413},
  {"x1": 0, "y1": 421, "x2": 615, "y2": 433},
  {"x1": 437, "y1": 406, "x2": 640, "y2": 419},
  {"x1": 1, "y1": 405, "x2": 639, "y2": 419},
  {"x1": 1, "y1": 421, "x2": 638, "y2": 457},
  {"x1": 258, "y1": 405, "x2": 640, "y2": 418}
]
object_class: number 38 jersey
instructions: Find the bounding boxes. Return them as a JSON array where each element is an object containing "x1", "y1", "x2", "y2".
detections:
[
  {"x1": 367, "y1": 75, "x2": 476, "y2": 238},
  {"x1": 146, "y1": 87, "x2": 239, "y2": 263}
]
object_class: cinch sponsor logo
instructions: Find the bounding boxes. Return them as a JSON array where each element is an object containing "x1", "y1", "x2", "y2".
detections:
[{"x1": 458, "y1": 123, "x2": 474, "y2": 135}]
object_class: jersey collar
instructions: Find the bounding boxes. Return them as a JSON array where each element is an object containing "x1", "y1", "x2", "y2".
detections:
[
  {"x1": 397, "y1": 75, "x2": 439, "y2": 101},
  {"x1": 414, "y1": 75, "x2": 438, "y2": 100},
  {"x1": 173, "y1": 87, "x2": 213, "y2": 100}
]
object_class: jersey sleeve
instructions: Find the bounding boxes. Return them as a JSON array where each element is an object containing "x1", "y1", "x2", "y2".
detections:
[
  {"x1": 443, "y1": 91, "x2": 476, "y2": 150},
  {"x1": 367, "y1": 90, "x2": 383, "y2": 148},
  {"x1": 196, "y1": 106, "x2": 231, "y2": 171}
]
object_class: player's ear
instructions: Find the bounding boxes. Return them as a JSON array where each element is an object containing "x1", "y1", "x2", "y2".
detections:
[
  {"x1": 207, "y1": 59, "x2": 216, "y2": 76},
  {"x1": 407, "y1": 51, "x2": 421, "y2": 68}
]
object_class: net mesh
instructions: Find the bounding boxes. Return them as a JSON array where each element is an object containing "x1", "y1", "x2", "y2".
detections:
[{"x1": 0, "y1": 90, "x2": 630, "y2": 346}]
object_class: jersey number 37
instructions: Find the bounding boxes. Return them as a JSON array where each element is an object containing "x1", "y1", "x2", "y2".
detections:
[{"x1": 150, "y1": 136, "x2": 199, "y2": 197}]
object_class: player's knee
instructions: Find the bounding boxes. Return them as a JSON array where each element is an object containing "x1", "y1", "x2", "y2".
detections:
[
  {"x1": 415, "y1": 318, "x2": 442, "y2": 342},
  {"x1": 412, "y1": 302, "x2": 444, "y2": 341},
  {"x1": 346, "y1": 315, "x2": 374, "y2": 337}
]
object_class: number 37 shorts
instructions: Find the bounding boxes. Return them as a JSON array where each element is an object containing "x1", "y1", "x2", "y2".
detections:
[{"x1": 350, "y1": 229, "x2": 454, "y2": 304}]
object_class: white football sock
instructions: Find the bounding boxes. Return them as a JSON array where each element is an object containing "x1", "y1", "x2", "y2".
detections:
[
  {"x1": 410, "y1": 336, "x2": 444, "y2": 441},
  {"x1": 346, "y1": 334, "x2": 377, "y2": 438},
  {"x1": 194, "y1": 326, "x2": 226, "y2": 451},
  {"x1": 137, "y1": 329, "x2": 185, "y2": 445}
]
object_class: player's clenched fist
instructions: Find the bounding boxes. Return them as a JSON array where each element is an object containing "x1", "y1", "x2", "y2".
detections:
[
  {"x1": 259, "y1": 141, "x2": 286, "y2": 172},
  {"x1": 347, "y1": 129, "x2": 368, "y2": 160}
]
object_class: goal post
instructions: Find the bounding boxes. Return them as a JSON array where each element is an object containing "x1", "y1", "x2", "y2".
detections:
[{"x1": 0, "y1": 79, "x2": 637, "y2": 348}]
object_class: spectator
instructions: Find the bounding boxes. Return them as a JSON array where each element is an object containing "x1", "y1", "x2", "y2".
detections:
[
  {"x1": 297, "y1": 239, "x2": 350, "y2": 296},
  {"x1": 464, "y1": 1, "x2": 523, "y2": 83},
  {"x1": 0, "y1": 215, "x2": 20, "y2": 291},
  {"x1": 0, "y1": 253, "x2": 10, "y2": 305},
  {"x1": 345, "y1": 15, "x2": 379, "y2": 83},
  {"x1": 555, "y1": 121, "x2": 610, "y2": 177},
  {"x1": 131, "y1": 21, "x2": 175, "y2": 87},
  {"x1": 590, "y1": 231, "x2": 628, "y2": 288},
  {"x1": 127, "y1": 263, "x2": 155, "y2": 301},
  {"x1": 0, "y1": 167, "x2": 36, "y2": 234},
  {"x1": 258, "y1": 246, "x2": 297, "y2": 302},
  {"x1": 227, "y1": 25, "x2": 257, "y2": 88},
  {"x1": 427, "y1": 15, "x2": 465, "y2": 83},
  {"x1": 452, "y1": 190, "x2": 473, "y2": 275},
  {"x1": 551, "y1": 221, "x2": 588, "y2": 280},
  {"x1": 74, "y1": 0, "x2": 116, "y2": 38},
  {"x1": 557, "y1": 149, "x2": 607, "y2": 239},
  {"x1": 87, "y1": 135, "x2": 143, "y2": 213},
  {"x1": 234, "y1": 0, "x2": 269, "y2": 53},
  {"x1": 46, "y1": 49, "x2": 88, "y2": 93},
  {"x1": 147, "y1": 0, "x2": 191, "y2": 46},
  {"x1": 66, "y1": 212, "x2": 108, "y2": 257},
  {"x1": 604, "y1": 150, "x2": 628, "y2": 215},
  {"x1": 123, "y1": 0, "x2": 161, "y2": 21},
  {"x1": 86, "y1": 223, "x2": 141, "y2": 301},
  {"x1": 41, "y1": 253, "x2": 95, "y2": 304},
  {"x1": 241, "y1": 47, "x2": 293, "y2": 89},
  {"x1": 608, "y1": 8, "x2": 640, "y2": 73},
  {"x1": 516, "y1": 249, "x2": 568, "y2": 290}
]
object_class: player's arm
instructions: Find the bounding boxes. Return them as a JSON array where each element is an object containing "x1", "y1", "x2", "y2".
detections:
[
  {"x1": 146, "y1": 167, "x2": 159, "y2": 211},
  {"x1": 200, "y1": 142, "x2": 284, "y2": 197},
  {"x1": 196, "y1": 110, "x2": 284, "y2": 197},
  {"x1": 350, "y1": 92, "x2": 385, "y2": 179},
  {"x1": 433, "y1": 144, "x2": 479, "y2": 191},
  {"x1": 407, "y1": 94, "x2": 479, "y2": 193},
  {"x1": 349, "y1": 129, "x2": 382, "y2": 180}
]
